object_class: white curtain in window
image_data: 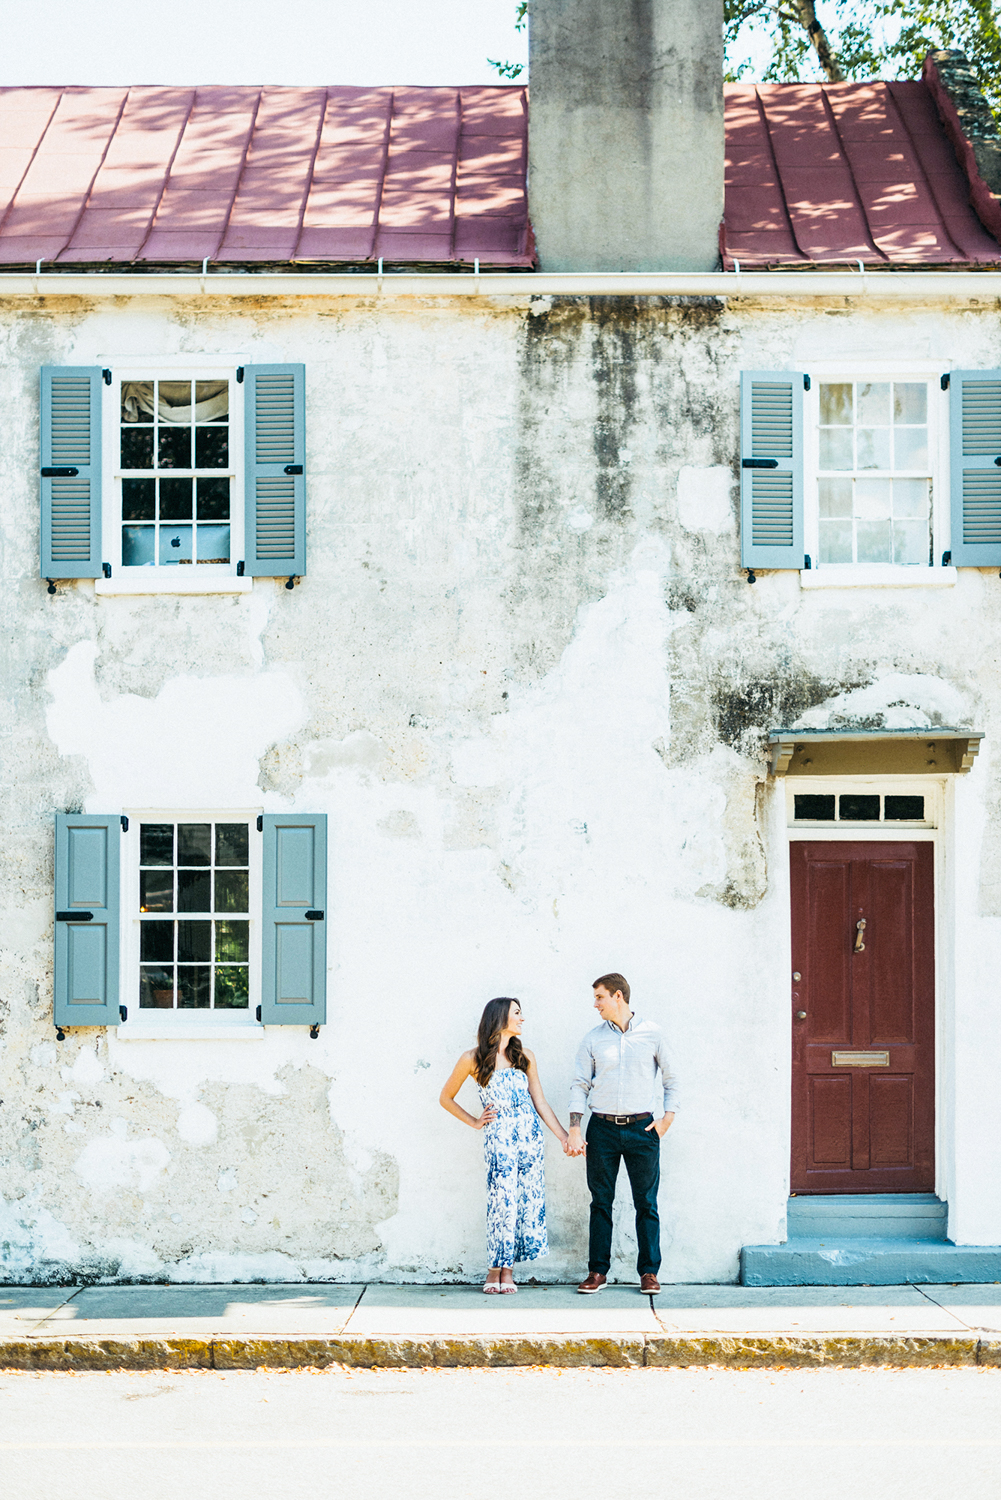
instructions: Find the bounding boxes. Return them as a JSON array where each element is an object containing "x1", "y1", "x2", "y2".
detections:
[{"x1": 121, "y1": 381, "x2": 229, "y2": 425}]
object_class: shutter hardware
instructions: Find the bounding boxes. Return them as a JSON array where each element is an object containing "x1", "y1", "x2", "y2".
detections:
[
  {"x1": 256, "y1": 1005, "x2": 262, "y2": 1022},
  {"x1": 102, "y1": 563, "x2": 112, "y2": 578},
  {"x1": 310, "y1": 1025, "x2": 320, "y2": 1039},
  {"x1": 56, "y1": 910, "x2": 93, "y2": 921},
  {"x1": 745, "y1": 567, "x2": 756, "y2": 584},
  {"x1": 102, "y1": 369, "x2": 112, "y2": 386},
  {"x1": 46, "y1": 579, "x2": 57, "y2": 595},
  {"x1": 41, "y1": 467, "x2": 78, "y2": 477},
  {"x1": 121, "y1": 815, "x2": 129, "y2": 832},
  {"x1": 236, "y1": 560, "x2": 245, "y2": 576},
  {"x1": 256, "y1": 815, "x2": 263, "y2": 831},
  {"x1": 236, "y1": 367, "x2": 245, "y2": 383},
  {"x1": 305, "y1": 910, "x2": 324, "y2": 920},
  {"x1": 741, "y1": 458, "x2": 778, "y2": 469},
  {"x1": 285, "y1": 576, "x2": 298, "y2": 590},
  {"x1": 120, "y1": 1006, "x2": 127, "y2": 1023},
  {"x1": 942, "y1": 551, "x2": 952, "y2": 566},
  {"x1": 55, "y1": 1025, "x2": 66, "y2": 1041},
  {"x1": 284, "y1": 465, "x2": 303, "y2": 475},
  {"x1": 941, "y1": 373, "x2": 950, "y2": 390}
]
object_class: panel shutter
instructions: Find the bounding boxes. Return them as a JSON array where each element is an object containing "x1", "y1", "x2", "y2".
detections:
[
  {"x1": 949, "y1": 372, "x2": 1001, "y2": 567},
  {"x1": 40, "y1": 367, "x2": 103, "y2": 580},
  {"x1": 740, "y1": 371, "x2": 805, "y2": 571},
  {"x1": 260, "y1": 814, "x2": 326, "y2": 1027},
  {"x1": 54, "y1": 814, "x2": 121, "y2": 1028},
  {"x1": 243, "y1": 365, "x2": 306, "y2": 577}
]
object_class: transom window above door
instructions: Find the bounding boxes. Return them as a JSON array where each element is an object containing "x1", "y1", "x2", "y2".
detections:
[{"x1": 786, "y1": 782, "x2": 938, "y2": 829}]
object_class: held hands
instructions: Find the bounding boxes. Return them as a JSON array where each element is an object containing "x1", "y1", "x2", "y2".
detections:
[
  {"x1": 564, "y1": 1126, "x2": 586, "y2": 1157},
  {"x1": 645, "y1": 1112, "x2": 675, "y2": 1139}
]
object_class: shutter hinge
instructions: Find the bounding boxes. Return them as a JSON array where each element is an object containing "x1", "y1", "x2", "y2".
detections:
[
  {"x1": 256, "y1": 1005, "x2": 262, "y2": 1022},
  {"x1": 745, "y1": 568, "x2": 757, "y2": 584},
  {"x1": 309, "y1": 1024, "x2": 320, "y2": 1040},
  {"x1": 119, "y1": 1005, "x2": 127, "y2": 1023},
  {"x1": 285, "y1": 576, "x2": 298, "y2": 590},
  {"x1": 803, "y1": 374, "x2": 811, "y2": 390},
  {"x1": 941, "y1": 373, "x2": 950, "y2": 390},
  {"x1": 804, "y1": 554, "x2": 812, "y2": 570},
  {"x1": 237, "y1": 367, "x2": 245, "y2": 383},
  {"x1": 46, "y1": 579, "x2": 57, "y2": 595},
  {"x1": 102, "y1": 368, "x2": 112, "y2": 386},
  {"x1": 236, "y1": 560, "x2": 245, "y2": 576},
  {"x1": 121, "y1": 814, "x2": 129, "y2": 832},
  {"x1": 942, "y1": 550, "x2": 952, "y2": 566},
  {"x1": 102, "y1": 562, "x2": 112, "y2": 578},
  {"x1": 256, "y1": 815, "x2": 263, "y2": 832}
]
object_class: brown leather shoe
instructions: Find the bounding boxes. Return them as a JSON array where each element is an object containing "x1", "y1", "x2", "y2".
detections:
[
  {"x1": 577, "y1": 1271, "x2": 607, "y2": 1294},
  {"x1": 640, "y1": 1273, "x2": 661, "y2": 1294}
]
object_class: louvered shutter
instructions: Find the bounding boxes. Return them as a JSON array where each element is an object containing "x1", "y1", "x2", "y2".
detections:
[
  {"x1": 40, "y1": 367, "x2": 103, "y2": 579},
  {"x1": 54, "y1": 814, "x2": 120, "y2": 1028},
  {"x1": 740, "y1": 371, "x2": 804, "y2": 570},
  {"x1": 260, "y1": 814, "x2": 326, "y2": 1026},
  {"x1": 949, "y1": 372, "x2": 1001, "y2": 566},
  {"x1": 243, "y1": 365, "x2": 306, "y2": 577}
]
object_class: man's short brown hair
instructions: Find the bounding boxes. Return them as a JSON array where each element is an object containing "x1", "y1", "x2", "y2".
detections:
[{"x1": 593, "y1": 972, "x2": 630, "y2": 1004}]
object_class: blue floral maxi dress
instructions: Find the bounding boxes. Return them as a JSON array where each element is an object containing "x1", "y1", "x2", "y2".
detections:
[{"x1": 477, "y1": 1066, "x2": 549, "y2": 1268}]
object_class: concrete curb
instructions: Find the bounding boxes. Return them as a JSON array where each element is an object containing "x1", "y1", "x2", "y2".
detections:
[{"x1": 0, "y1": 1332, "x2": 997, "y2": 1370}]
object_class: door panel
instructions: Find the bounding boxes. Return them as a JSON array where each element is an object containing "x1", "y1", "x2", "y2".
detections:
[{"x1": 791, "y1": 841, "x2": 934, "y2": 1193}]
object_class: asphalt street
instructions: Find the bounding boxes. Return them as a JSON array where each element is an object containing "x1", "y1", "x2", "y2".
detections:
[{"x1": 1, "y1": 1365, "x2": 1000, "y2": 1500}]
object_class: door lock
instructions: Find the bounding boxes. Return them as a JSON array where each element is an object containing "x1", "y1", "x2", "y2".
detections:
[
  {"x1": 854, "y1": 917, "x2": 866, "y2": 953},
  {"x1": 795, "y1": 1011, "x2": 807, "y2": 1021}
]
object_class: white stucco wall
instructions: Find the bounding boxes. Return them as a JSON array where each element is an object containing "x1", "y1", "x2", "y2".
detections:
[{"x1": 3, "y1": 288, "x2": 1001, "y2": 1283}]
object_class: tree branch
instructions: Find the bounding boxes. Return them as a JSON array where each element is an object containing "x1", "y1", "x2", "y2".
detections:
[{"x1": 794, "y1": 0, "x2": 845, "y2": 80}]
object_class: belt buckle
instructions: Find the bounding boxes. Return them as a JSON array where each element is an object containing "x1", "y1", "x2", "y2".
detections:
[{"x1": 614, "y1": 1114, "x2": 630, "y2": 1125}]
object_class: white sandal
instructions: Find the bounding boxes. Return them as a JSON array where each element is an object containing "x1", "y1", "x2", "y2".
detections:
[
  {"x1": 499, "y1": 1282, "x2": 518, "y2": 1293},
  {"x1": 483, "y1": 1280, "x2": 502, "y2": 1294}
]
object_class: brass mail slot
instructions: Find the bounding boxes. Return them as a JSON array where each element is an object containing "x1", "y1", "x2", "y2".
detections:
[{"x1": 832, "y1": 1050, "x2": 890, "y2": 1067}]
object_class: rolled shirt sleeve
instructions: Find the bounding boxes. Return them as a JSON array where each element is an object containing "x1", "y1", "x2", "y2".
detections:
[
  {"x1": 569, "y1": 1035, "x2": 595, "y2": 1116},
  {"x1": 655, "y1": 1030, "x2": 679, "y2": 1114}
]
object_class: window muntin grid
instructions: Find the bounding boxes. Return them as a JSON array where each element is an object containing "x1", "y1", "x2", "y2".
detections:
[
  {"x1": 817, "y1": 381, "x2": 933, "y2": 566},
  {"x1": 138, "y1": 820, "x2": 249, "y2": 1010},
  {"x1": 793, "y1": 793, "x2": 926, "y2": 823},
  {"x1": 120, "y1": 380, "x2": 231, "y2": 567}
]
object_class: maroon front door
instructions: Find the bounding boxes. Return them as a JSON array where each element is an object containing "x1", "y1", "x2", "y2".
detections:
[{"x1": 790, "y1": 841, "x2": 934, "y2": 1194}]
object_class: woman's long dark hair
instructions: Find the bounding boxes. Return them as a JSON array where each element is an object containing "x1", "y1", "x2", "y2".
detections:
[{"x1": 472, "y1": 997, "x2": 529, "y2": 1087}]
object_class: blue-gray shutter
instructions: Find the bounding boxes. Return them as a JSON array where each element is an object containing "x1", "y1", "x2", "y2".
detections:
[
  {"x1": 54, "y1": 814, "x2": 120, "y2": 1028},
  {"x1": 260, "y1": 814, "x2": 326, "y2": 1026},
  {"x1": 243, "y1": 364, "x2": 306, "y2": 577},
  {"x1": 740, "y1": 371, "x2": 805, "y2": 570},
  {"x1": 40, "y1": 366, "x2": 103, "y2": 579},
  {"x1": 949, "y1": 371, "x2": 1001, "y2": 566}
]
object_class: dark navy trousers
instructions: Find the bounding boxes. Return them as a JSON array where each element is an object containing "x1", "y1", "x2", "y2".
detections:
[{"x1": 585, "y1": 1114, "x2": 662, "y2": 1276}]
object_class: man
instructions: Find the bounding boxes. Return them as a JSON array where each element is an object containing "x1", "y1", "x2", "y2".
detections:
[{"x1": 567, "y1": 972, "x2": 677, "y2": 1294}]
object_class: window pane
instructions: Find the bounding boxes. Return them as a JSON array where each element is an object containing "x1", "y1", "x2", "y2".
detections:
[
  {"x1": 195, "y1": 381, "x2": 229, "y2": 420},
  {"x1": 196, "y1": 524, "x2": 230, "y2": 564},
  {"x1": 857, "y1": 519, "x2": 891, "y2": 563},
  {"x1": 855, "y1": 478, "x2": 892, "y2": 520},
  {"x1": 160, "y1": 478, "x2": 193, "y2": 520},
  {"x1": 177, "y1": 967, "x2": 211, "y2": 1008},
  {"x1": 140, "y1": 824, "x2": 174, "y2": 864},
  {"x1": 178, "y1": 919, "x2": 211, "y2": 962},
  {"x1": 839, "y1": 794, "x2": 881, "y2": 820},
  {"x1": 894, "y1": 427, "x2": 928, "y2": 469},
  {"x1": 140, "y1": 921, "x2": 173, "y2": 962},
  {"x1": 820, "y1": 384, "x2": 852, "y2": 424},
  {"x1": 197, "y1": 477, "x2": 230, "y2": 520},
  {"x1": 216, "y1": 824, "x2": 249, "y2": 866},
  {"x1": 158, "y1": 426, "x2": 191, "y2": 469},
  {"x1": 858, "y1": 382, "x2": 890, "y2": 425},
  {"x1": 140, "y1": 965, "x2": 174, "y2": 1008},
  {"x1": 122, "y1": 478, "x2": 155, "y2": 520},
  {"x1": 894, "y1": 383, "x2": 927, "y2": 424},
  {"x1": 885, "y1": 795, "x2": 925, "y2": 820},
  {"x1": 216, "y1": 919, "x2": 249, "y2": 962},
  {"x1": 159, "y1": 525, "x2": 192, "y2": 564},
  {"x1": 819, "y1": 518, "x2": 853, "y2": 563},
  {"x1": 892, "y1": 478, "x2": 929, "y2": 519},
  {"x1": 195, "y1": 426, "x2": 229, "y2": 468},
  {"x1": 178, "y1": 824, "x2": 211, "y2": 864},
  {"x1": 794, "y1": 794, "x2": 835, "y2": 820},
  {"x1": 158, "y1": 381, "x2": 193, "y2": 419},
  {"x1": 177, "y1": 868, "x2": 211, "y2": 912},
  {"x1": 215, "y1": 966, "x2": 250, "y2": 1009},
  {"x1": 122, "y1": 526, "x2": 155, "y2": 567},
  {"x1": 819, "y1": 428, "x2": 853, "y2": 469},
  {"x1": 818, "y1": 478, "x2": 852, "y2": 517},
  {"x1": 892, "y1": 519, "x2": 929, "y2": 566},
  {"x1": 121, "y1": 428, "x2": 153, "y2": 469},
  {"x1": 140, "y1": 870, "x2": 173, "y2": 912},
  {"x1": 215, "y1": 869, "x2": 249, "y2": 912},
  {"x1": 121, "y1": 381, "x2": 153, "y2": 424},
  {"x1": 857, "y1": 428, "x2": 891, "y2": 469}
]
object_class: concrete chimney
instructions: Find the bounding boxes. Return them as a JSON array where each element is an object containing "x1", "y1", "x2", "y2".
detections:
[{"x1": 528, "y1": 0, "x2": 725, "y2": 272}]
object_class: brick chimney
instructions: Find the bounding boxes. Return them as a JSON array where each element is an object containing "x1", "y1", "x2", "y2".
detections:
[{"x1": 528, "y1": 0, "x2": 725, "y2": 272}]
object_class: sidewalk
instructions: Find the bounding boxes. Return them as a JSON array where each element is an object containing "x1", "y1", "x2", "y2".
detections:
[{"x1": 2, "y1": 1282, "x2": 1001, "y2": 1370}]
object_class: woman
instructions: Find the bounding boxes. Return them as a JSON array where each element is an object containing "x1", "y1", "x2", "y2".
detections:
[{"x1": 440, "y1": 997, "x2": 569, "y2": 1292}]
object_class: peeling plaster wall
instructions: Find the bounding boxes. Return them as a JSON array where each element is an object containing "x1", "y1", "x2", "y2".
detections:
[{"x1": 4, "y1": 290, "x2": 1001, "y2": 1283}]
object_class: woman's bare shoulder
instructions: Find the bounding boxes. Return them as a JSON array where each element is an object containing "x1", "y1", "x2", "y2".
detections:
[{"x1": 522, "y1": 1047, "x2": 538, "y2": 1065}]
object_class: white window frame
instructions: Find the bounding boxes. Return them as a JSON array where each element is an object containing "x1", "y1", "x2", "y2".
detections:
[
  {"x1": 117, "y1": 808, "x2": 264, "y2": 1040},
  {"x1": 785, "y1": 777, "x2": 941, "y2": 831},
  {"x1": 800, "y1": 359, "x2": 956, "y2": 590},
  {"x1": 95, "y1": 354, "x2": 252, "y2": 597}
]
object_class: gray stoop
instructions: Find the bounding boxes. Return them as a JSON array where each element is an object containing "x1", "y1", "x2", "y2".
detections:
[{"x1": 741, "y1": 1195, "x2": 1001, "y2": 1286}]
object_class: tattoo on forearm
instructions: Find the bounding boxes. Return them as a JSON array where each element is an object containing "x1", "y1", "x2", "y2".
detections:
[{"x1": 570, "y1": 1114, "x2": 582, "y2": 1127}]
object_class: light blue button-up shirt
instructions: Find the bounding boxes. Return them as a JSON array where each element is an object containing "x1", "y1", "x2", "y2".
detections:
[{"x1": 569, "y1": 1014, "x2": 679, "y2": 1118}]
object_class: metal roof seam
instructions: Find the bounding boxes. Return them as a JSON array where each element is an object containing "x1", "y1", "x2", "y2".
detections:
[
  {"x1": 289, "y1": 89, "x2": 329, "y2": 264},
  {"x1": 370, "y1": 88, "x2": 395, "y2": 264},
  {"x1": 56, "y1": 86, "x2": 131, "y2": 266},
  {"x1": 133, "y1": 88, "x2": 198, "y2": 266},
  {"x1": 758, "y1": 84, "x2": 800, "y2": 262},
  {"x1": 886, "y1": 79, "x2": 968, "y2": 264},
  {"x1": 820, "y1": 83, "x2": 886, "y2": 265},
  {"x1": 213, "y1": 87, "x2": 265, "y2": 265},
  {"x1": 0, "y1": 87, "x2": 63, "y2": 245},
  {"x1": 448, "y1": 88, "x2": 460, "y2": 263}
]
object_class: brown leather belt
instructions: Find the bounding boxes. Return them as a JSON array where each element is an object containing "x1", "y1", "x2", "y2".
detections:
[{"x1": 591, "y1": 1112, "x2": 653, "y2": 1125}]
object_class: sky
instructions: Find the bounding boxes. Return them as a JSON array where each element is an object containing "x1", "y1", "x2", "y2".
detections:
[{"x1": 0, "y1": 0, "x2": 529, "y2": 86}]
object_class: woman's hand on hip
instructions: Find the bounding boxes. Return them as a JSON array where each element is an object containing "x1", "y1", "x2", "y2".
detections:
[{"x1": 473, "y1": 1105, "x2": 498, "y2": 1130}]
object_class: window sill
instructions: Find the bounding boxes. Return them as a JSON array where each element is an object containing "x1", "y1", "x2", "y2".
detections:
[
  {"x1": 115, "y1": 1022, "x2": 265, "y2": 1041},
  {"x1": 95, "y1": 574, "x2": 253, "y2": 597},
  {"x1": 800, "y1": 565, "x2": 957, "y2": 590}
]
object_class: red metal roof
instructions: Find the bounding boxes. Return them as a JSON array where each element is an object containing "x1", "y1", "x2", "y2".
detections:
[
  {"x1": 723, "y1": 80, "x2": 1001, "y2": 268},
  {"x1": 0, "y1": 85, "x2": 531, "y2": 267},
  {"x1": 0, "y1": 77, "x2": 996, "y2": 270}
]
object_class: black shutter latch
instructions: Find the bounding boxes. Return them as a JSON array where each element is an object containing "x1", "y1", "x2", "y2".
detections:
[
  {"x1": 102, "y1": 369, "x2": 112, "y2": 386},
  {"x1": 941, "y1": 373, "x2": 950, "y2": 390},
  {"x1": 309, "y1": 1024, "x2": 320, "y2": 1039},
  {"x1": 256, "y1": 815, "x2": 263, "y2": 832},
  {"x1": 742, "y1": 458, "x2": 779, "y2": 469},
  {"x1": 56, "y1": 910, "x2": 93, "y2": 921},
  {"x1": 745, "y1": 568, "x2": 757, "y2": 585},
  {"x1": 305, "y1": 910, "x2": 324, "y2": 921},
  {"x1": 256, "y1": 1005, "x2": 262, "y2": 1022},
  {"x1": 237, "y1": 367, "x2": 245, "y2": 384},
  {"x1": 41, "y1": 467, "x2": 79, "y2": 477},
  {"x1": 236, "y1": 560, "x2": 245, "y2": 576},
  {"x1": 102, "y1": 563, "x2": 112, "y2": 578},
  {"x1": 942, "y1": 551, "x2": 952, "y2": 566},
  {"x1": 46, "y1": 579, "x2": 57, "y2": 595},
  {"x1": 119, "y1": 1006, "x2": 127, "y2": 1023},
  {"x1": 121, "y1": 815, "x2": 129, "y2": 832},
  {"x1": 284, "y1": 464, "x2": 303, "y2": 475}
]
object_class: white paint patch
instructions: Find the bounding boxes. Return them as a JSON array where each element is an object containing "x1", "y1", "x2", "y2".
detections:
[
  {"x1": 217, "y1": 1168, "x2": 238, "y2": 1192},
  {"x1": 793, "y1": 672, "x2": 972, "y2": 730},
  {"x1": 63, "y1": 1046, "x2": 104, "y2": 1088},
  {"x1": 305, "y1": 731, "x2": 387, "y2": 778},
  {"x1": 566, "y1": 506, "x2": 594, "y2": 532},
  {"x1": 677, "y1": 466, "x2": 734, "y2": 534},
  {"x1": 0, "y1": 1194, "x2": 83, "y2": 1279},
  {"x1": 450, "y1": 738, "x2": 506, "y2": 788},
  {"x1": 30, "y1": 1044, "x2": 57, "y2": 1069},
  {"x1": 176, "y1": 1103, "x2": 218, "y2": 1147},
  {"x1": 241, "y1": 1207, "x2": 258, "y2": 1224},
  {"x1": 73, "y1": 1123, "x2": 171, "y2": 1195}
]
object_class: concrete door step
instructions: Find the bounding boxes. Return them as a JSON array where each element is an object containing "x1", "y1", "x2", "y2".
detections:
[
  {"x1": 787, "y1": 1193, "x2": 948, "y2": 1241},
  {"x1": 741, "y1": 1238, "x2": 1001, "y2": 1287}
]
